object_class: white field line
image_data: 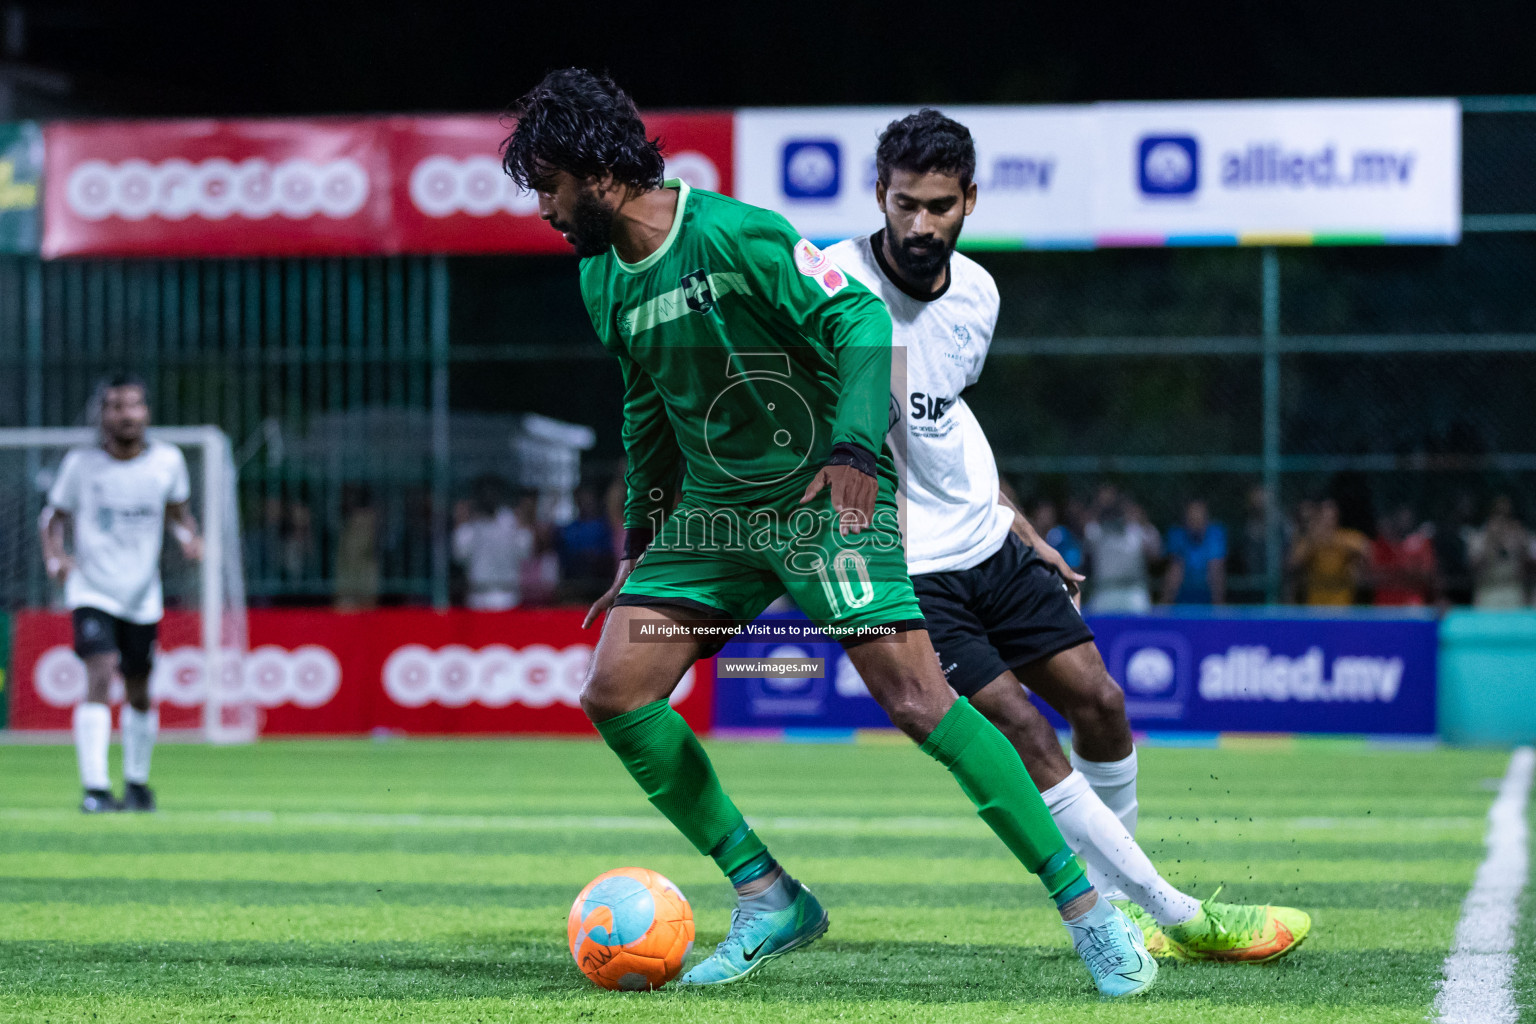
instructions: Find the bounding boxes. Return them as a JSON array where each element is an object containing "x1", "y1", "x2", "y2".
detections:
[
  {"x1": 1434, "y1": 746, "x2": 1535, "y2": 1024},
  {"x1": 0, "y1": 807, "x2": 978, "y2": 835},
  {"x1": 0, "y1": 806, "x2": 1481, "y2": 836}
]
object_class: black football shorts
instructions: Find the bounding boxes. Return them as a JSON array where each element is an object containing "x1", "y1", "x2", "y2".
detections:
[
  {"x1": 911, "y1": 533, "x2": 1095, "y2": 698},
  {"x1": 72, "y1": 606, "x2": 158, "y2": 678}
]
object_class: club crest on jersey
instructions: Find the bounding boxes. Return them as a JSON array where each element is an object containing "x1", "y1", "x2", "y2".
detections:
[
  {"x1": 793, "y1": 237, "x2": 848, "y2": 297},
  {"x1": 681, "y1": 269, "x2": 715, "y2": 314},
  {"x1": 952, "y1": 323, "x2": 972, "y2": 347}
]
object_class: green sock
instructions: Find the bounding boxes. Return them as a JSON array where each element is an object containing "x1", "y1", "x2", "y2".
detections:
[
  {"x1": 593, "y1": 699, "x2": 771, "y2": 882},
  {"x1": 920, "y1": 698, "x2": 1090, "y2": 905}
]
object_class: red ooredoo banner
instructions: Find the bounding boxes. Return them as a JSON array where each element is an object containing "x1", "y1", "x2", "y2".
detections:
[
  {"x1": 43, "y1": 119, "x2": 395, "y2": 258},
  {"x1": 8, "y1": 608, "x2": 713, "y2": 736},
  {"x1": 42, "y1": 113, "x2": 733, "y2": 258}
]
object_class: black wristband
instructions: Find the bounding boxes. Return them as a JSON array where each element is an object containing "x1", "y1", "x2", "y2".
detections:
[
  {"x1": 826, "y1": 442, "x2": 877, "y2": 478},
  {"x1": 622, "y1": 526, "x2": 655, "y2": 560}
]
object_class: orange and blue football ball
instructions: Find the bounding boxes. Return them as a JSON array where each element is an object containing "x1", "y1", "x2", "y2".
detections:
[{"x1": 567, "y1": 867, "x2": 695, "y2": 990}]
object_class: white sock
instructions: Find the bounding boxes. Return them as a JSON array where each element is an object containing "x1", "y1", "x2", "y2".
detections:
[
  {"x1": 1072, "y1": 747, "x2": 1139, "y2": 836},
  {"x1": 121, "y1": 706, "x2": 159, "y2": 785},
  {"x1": 1043, "y1": 770, "x2": 1200, "y2": 927},
  {"x1": 72, "y1": 702, "x2": 112, "y2": 792},
  {"x1": 738, "y1": 870, "x2": 799, "y2": 912}
]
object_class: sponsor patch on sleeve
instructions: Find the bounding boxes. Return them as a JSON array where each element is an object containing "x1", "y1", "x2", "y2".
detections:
[{"x1": 793, "y1": 237, "x2": 848, "y2": 297}]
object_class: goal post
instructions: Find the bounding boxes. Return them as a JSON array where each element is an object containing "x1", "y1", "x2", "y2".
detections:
[{"x1": 0, "y1": 425, "x2": 256, "y2": 744}]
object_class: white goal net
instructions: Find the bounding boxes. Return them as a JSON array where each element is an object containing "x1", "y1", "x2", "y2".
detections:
[{"x1": 0, "y1": 426, "x2": 256, "y2": 743}]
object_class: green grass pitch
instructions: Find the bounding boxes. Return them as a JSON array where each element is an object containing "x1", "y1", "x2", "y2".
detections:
[{"x1": 0, "y1": 735, "x2": 1521, "y2": 1022}]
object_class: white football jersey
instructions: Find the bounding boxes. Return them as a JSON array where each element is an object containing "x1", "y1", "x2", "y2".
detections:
[
  {"x1": 47, "y1": 440, "x2": 190, "y2": 624},
  {"x1": 827, "y1": 233, "x2": 1013, "y2": 575}
]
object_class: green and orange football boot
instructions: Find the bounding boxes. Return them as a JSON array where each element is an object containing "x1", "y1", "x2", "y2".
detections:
[
  {"x1": 1115, "y1": 901, "x2": 1174, "y2": 958},
  {"x1": 1121, "y1": 888, "x2": 1310, "y2": 963}
]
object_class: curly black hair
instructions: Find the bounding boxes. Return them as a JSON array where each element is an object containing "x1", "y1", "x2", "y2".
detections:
[
  {"x1": 501, "y1": 68, "x2": 665, "y2": 191},
  {"x1": 875, "y1": 109, "x2": 976, "y2": 190}
]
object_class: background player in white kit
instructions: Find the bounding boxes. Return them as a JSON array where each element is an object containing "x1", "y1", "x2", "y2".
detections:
[
  {"x1": 826, "y1": 111, "x2": 1311, "y2": 963},
  {"x1": 39, "y1": 374, "x2": 202, "y2": 813}
]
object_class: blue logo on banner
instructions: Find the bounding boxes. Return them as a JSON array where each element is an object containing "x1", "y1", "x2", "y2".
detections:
[
  {"x1": 1125, "y1": 647, "x2": 1175, "y2": 694},
  {"x1": 1139, "y1": 135, "x2": 1199, "y2": 196},
  {"x1": 783, "y1": 140, "x2": 841, "y2": 199},
  {"x1": 1107, "y1": 630, "x2": 1194, "y2": 719}
]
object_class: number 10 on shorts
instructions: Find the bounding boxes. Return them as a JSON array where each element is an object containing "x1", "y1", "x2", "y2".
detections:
[{"x1": 815, "y1": 549, "x2": 874, "y2": 616}]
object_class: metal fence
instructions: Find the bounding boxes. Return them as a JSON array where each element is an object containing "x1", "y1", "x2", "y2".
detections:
[
  {"x1": 0, "y1": 256, "x2": 454, "y2": 606},
  {"x1": 1, "y1": 99, "x2": 1533, "y2": 608}
]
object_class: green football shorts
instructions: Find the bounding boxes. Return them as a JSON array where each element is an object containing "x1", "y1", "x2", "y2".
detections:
[{"x1": 615, "y1": 476, "x2": 924, "y2": 644}]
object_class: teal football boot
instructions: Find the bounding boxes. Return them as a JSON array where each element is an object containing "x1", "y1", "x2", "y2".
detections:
[
  {"x1": 675, "y1": 880, "x2": 829, "y2": 986},
  {"x1": 1065, "y1": 899, "x2": 1158, "y2": 997}
]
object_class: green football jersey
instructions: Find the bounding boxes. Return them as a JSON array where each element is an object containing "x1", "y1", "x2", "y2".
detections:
[{"x1": 578, "y1": 179, "x2": 894, "y2": 531}]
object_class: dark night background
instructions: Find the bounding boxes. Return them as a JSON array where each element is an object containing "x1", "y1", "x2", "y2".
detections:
[{"x1": 2, "y1": 1, "x2": 1534, "y2": 118}]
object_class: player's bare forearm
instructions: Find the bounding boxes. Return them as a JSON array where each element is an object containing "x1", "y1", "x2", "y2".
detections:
[
  {"x1": 38, "y1": 507, "x2": 72, "y2": 581},
  {"x1": 997, "y1": 488, "x2": 1085, "y2": 592},
  {"x1": 996, "y1": 489, "x2": 1039, "y2": 545},
  {"x1": 996, "y1": 487, "x2": 1040, "y2": 550},
  {"x1": 39, "y1": 506, "x2": 66, "y2": 559},
  {"x1": 167, "y1": 501, "x2": 204, "y2": 561}
]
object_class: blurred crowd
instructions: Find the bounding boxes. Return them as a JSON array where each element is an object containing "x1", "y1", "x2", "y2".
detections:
[
  {"x1": 245, "y1": 471, "x2": 1536, "y2": 612},
  {"x1": 246, "y1": 472, "x2": 622, "y2": 611},
  {"x1": 1020, "y1": 482, "x2": 1536, "y2": 611},
  {"x1": 446, "y1": 474, "x2": 617, "y2": 611}
]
